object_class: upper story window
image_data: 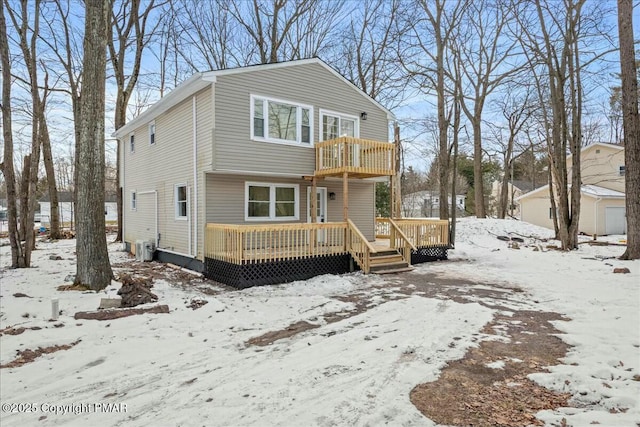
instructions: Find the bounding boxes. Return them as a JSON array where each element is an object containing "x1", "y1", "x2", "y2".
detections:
[
  {"x1": 619, "y1": 165, "x2": 626, "y2": 176},
  {"x1": 320, "y1": 110, "x2": 359, "y2": 141},
  {"x1": 251, "y1": 95, "x2": 312, "y2": 145},
  {"x1": 175, "y1": 184, "x2": 187, "y2": 219},
  {"x1": 129, "y1": 134, "x2": 135, "y2": 153},
  {"x1": 131, "y1": 191, "x2": 137, "y2": 210},
  {"x1": 149, "y1": 122, "x2": 156, "y2": 145}
]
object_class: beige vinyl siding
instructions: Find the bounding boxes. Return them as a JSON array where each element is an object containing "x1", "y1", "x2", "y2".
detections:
[
  {"x1": 519, "y1": 193, "x2": 556, "y2": 232},
  {"x1": 519, "y1": 190, "x2": 626, "y2": 235},
  {"x1": 206, "y1": 174, "x2": 376, "y2": 240},
  {"x1": 123, "y1": 86, "x2": 213, "y2": 257},
  {"x1": 567, "y1": 145, "x2": 625, "y2": 193},
  {"x1": 212, "y1": 62, "x2": 389, "y2": 175}
]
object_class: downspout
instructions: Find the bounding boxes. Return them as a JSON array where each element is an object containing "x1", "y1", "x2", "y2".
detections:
[
  {"x1": 121, "y1": 137, "x2": 126, "y2": 250},
  {"x1": 187, "y1": 186, "x2": 192, "y2": 256},
  {"x1": 192, "y1": 95, "x2": 198, "y2": 257},
  {"x1": 594, "y1": 197, "x2": 602, "y2": 237}
]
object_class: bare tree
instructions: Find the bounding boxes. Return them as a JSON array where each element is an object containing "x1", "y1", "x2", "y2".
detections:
[
  {"x1": 39, "y1": 0, "x2": 84, "y2": 231},
  {"x1": 332, "y1": 0, "x2": 407, "y2": 110},
  {"x1": 492, "y1": 87, "x2": 534, "y2": 219},
  {"x1": 453, "y1": 0, "x2": 522, "y2": 219},
  {"x1": 108, "y1": 0, "x2": 161, "y2": 242},
  {"x1": 617, "y1": 0, "x2": 639, "y2": 260},
  {"x1": 74, "y1": 0, "x2": 113, "y2": 290},
  {"x1": 402, "y1": 0, "x2": 468, "y2": 220},
  {"x1": 38, "y1": 72, "x2": 62, "y2": 238},
  {"x1": 5, "y1": 0, "x2": 47, "y2": 266},
  {"x1": 516, "y1": 0, "x2": 613, "y2": 249},
  {"x1": 0, "y1": 0, "x2": 23, "y2": 267},
  {"x1": 228, "y1": 0, "x2": 343, "y2": 64}
]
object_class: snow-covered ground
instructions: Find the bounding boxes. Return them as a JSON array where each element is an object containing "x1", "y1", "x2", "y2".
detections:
[{"x1": 0, "y1": 218, "x2": 638, "y2": 427}]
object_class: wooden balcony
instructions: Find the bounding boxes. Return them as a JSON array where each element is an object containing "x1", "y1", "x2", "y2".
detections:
[{"x1": 315, "y1": 136, "x2": 395, "y2": 178}]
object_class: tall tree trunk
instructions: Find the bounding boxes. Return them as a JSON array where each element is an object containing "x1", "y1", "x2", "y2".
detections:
[
  {"x1": 0, "y1": 1, "x2": 23, "y2": 267},
  {"x1": 618, "y1": 0, "x2": 640, "y2": 259},
  {"x1": 18, "y1": 155, "x2": 30, "y2": 244},
  {"x1": 40, "y1": 113, "x2": 61, "y2": 239},
  {"x1": 472, "y1": 119, "x2": 486, "y2": 217},
  {"x1": 75, "y1": 0, "x2": 113, "y2": 290}
]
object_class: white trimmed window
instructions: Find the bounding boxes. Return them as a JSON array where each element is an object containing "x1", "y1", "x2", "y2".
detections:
[
  {"x1": 175, "y1": 185, "x2": 187, "y2": 219},
  {"x1": 129, "y1": 134, "x2": 135, "y2": 153},
  {"x1": 131, "y1": 191, "x2": 137, "y2": 210},
  {"x1": 149, "y1": 122, "x2": 156, "y2": 145},
  {"x1": 245, "y1": 182, "x2": 299, "y2": 221},
  {"x1": 619, "y1": 165, "x2": 625, "y2": 176},
  {"x1": 320, "y1": 110, "x2": 359, "y2": 141},
  {"x1": 251, "y1": 95, "x2": 312, "y2": 145}
]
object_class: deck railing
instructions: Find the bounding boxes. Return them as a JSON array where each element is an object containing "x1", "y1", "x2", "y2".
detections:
[
  {"x1": 375, "y1": 217, "x2": 391, "y2": 239},
  {"x1": 389, "y1": 218, "x2": 450, "y2": 247},
  {"x1": 315, "y1": 136, "x2": 395, "y2": 178},
  {"x1": 388, "y1": 219, "x2": 417, "y2": 266},
  {"x1": 205, "y1": 222, "x2": 348, "y2": 264},
  {"x1": 205, "y1": 219, "x2": 450, "y2": 269},
  {"x1": 346, "y1": 219, "x2": 377, "y2": 273}
]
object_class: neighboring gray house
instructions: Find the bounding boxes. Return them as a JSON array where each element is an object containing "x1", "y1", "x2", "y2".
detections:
[
  {"x1": 115, "y1": 58, "x2": 408, "y2": 280},
  {"x1": 38, "y1": 191, "x2": 117, "y2": 225}
]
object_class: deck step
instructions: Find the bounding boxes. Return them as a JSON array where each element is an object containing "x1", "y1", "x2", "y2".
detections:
[
  {"x1": 371, "y1": 250, "x2": 402, "y2": 257},
  {"x1": 370, "y1": 261, "x2": 411, "y2": 273},
  {"x1": 369, "y1": 254, "x2": 405, "y2": 265}
]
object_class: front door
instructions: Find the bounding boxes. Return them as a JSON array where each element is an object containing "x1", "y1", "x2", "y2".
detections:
[{"x1": 307, "y1": 187, "x2": 328, "y2": 242}]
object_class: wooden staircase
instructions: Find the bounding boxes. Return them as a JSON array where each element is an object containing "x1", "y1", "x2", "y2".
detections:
[{"x1": 368, "y1": 249, "x2": 413, "y2": 274}]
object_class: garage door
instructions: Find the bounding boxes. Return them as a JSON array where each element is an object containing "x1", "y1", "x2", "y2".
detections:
[{"x1": 605, "y1": 207, "x2": 626, "y2": 235}]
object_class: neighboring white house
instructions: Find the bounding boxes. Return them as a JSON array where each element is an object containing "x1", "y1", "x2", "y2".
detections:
[
  {"x1": 38, "y1": 192, "x2": 117, "y2": 226},
  {"x1": 402, "y1": 190, "x2": 466, "y2": 218},
  {"x1": 517, "y1": 143, "x2": 626, "y2": 235}
]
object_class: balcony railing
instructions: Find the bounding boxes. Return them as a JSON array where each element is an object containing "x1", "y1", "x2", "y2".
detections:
[{"x1": 315, "y1": 136, "x2": 395, "y2": 178}]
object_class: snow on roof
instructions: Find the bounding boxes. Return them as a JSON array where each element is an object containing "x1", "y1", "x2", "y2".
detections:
[
  {"x1": 581, "y1": 184, "x2": 625, "y2": 198},
  {"x1": 516, "y1": 183, "x2": 625, "y2": 201}
]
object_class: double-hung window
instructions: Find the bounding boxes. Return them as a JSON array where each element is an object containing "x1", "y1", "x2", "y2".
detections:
[
  {"x1": 251, "y1": 95, "x2": 312, "y2": 145},
  {"x1": 131, "y1": 191, "x2": 137, "y2": 210},
  {"x1": 129, "y1": 134, "x2": 135, "y2": 153},
  {"x1": 245, "y1": 182, "x2": 299, "y2": 221},
  {"x1": 175, "y1": 185, "x2": 187, "y2": 219},
  {"x1": 619, "y1": 165, "x2": 626, "y2": 176}
]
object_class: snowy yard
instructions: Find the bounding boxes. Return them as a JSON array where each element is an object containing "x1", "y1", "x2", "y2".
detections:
[{"x1": 0, "y1": 218, "x2": 638, "y2": 426}]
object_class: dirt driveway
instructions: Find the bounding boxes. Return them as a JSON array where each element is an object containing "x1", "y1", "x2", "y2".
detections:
[{"x1": 117, "y1": 259, "x2": 572, "y2": 427}]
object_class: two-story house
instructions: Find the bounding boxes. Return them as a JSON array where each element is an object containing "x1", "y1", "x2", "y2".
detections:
[
  {"x1": 115, "y1": 58, "x2": 450, "y2": 287},
  {"x1": 516, "y1": 143, "x2": 626, "y2": 235}
]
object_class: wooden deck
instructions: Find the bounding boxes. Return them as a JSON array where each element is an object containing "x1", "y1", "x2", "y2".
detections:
[
  {"x1": 315, "y1": 136, "x2": 395, "y2": 178},
  {"x1": 204, "y1": 218, "x2": 449, "y2": 274}
]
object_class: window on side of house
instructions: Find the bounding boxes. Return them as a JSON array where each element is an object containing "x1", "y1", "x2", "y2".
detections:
[
  {"x1": 620, "y1": 165, "x2": 626, "y2": 176},
  {"x1": 131, "y1": 191, "x2": 137, "y2": 210},
  {"x1": 130, "y1": 134, "x2": 135, "y2": 153},
  {"x1": 251, "y1": 95, "x2": 313, "y2": 145},
  {"x1": 175, "y1": 185, "x2": 187, "y2": 219},
  {"x1": 245, "y1": 182, "x2": 299, "y2": 221},
  {"x1": 149, "y1": 122, "x2": 156, "y2": 145},
  {"x1": 320, "y1": 110, "x2": 359, "y2": 141}
]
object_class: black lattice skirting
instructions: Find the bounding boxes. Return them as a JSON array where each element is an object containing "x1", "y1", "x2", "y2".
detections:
[
  {"x1": 411, "y1": 246, "x2": 448, "y2": 264},
  {"x1": 204, "y1": 254, "x2": 352, "y2": 288}
]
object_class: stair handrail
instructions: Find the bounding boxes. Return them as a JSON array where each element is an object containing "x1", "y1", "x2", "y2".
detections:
[
  {"x1": 388, "y1": 218, "x2": 417, "y2": 266},
  {"x1": 346, "y1": 219, "x2": 377, "y2": 273}
]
